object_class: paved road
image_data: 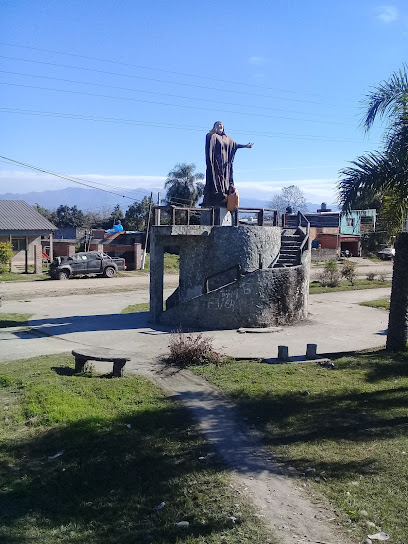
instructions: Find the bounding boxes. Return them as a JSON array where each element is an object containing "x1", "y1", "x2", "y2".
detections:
[{"x1": 1, "y1": 286, "x2": 390, "y2": 364}]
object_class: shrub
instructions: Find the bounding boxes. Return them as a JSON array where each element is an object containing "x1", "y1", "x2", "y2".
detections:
[
  {"x1": 379, "y1": 273, "x2": 387, "y2": 282},
  {"x1": 367, "y1": 272, "x2": 376, "y2": 281},
  {"x1": 168, "y1": 328, "x2": 225, "y2": 367},
  {"x1": 0, "y1": 242, "x2": 13, "y2": 274},
  {"x1": 319, "y1": 259, "x2": 340, "y2": 287},
  {"x1": 341, "y1": 259, "x2": 357, "y2": 284}
]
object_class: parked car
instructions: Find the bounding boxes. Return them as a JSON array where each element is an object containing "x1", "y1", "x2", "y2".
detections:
[
  {"x1": 377, "y1": 247, "x2": 395, "y2": 260},
  {"x1": 49, "y1": 252, "x2": 126, "y2": 280}
]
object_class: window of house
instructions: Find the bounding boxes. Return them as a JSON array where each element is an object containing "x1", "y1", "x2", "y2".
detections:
[
  {"x1": 346, "y1": 218, "x2": 354, "y2": 227},
  {"x1": 11, "y1": 238, "x2": 27, "y2": 251},
  {"x1": 360, "y1": 216, "x2": 374, "y2": 225}
]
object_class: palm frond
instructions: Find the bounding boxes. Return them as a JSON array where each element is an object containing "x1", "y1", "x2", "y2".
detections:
[
  {"x1": 337, "y1": 151, "x2": 394, "y2": 212},
  {"x1": 362, "y1": 64, "x2": 408, "y2": 132}
]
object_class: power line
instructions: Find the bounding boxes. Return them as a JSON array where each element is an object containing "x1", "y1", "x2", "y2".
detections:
[
  {"x1": 0, "y1": 107, "x2": 374, "y2": 144},
  {"x1": 0, "y1": 81, "x2": 356, "y2": 127},
  {"x1": 0, "y1": 155, "x2": 148, "y2": 203},
  {"x1": 0, "y1": 41, "x2": 359, "y2": 105},
  {"x1": 0, "y1": 155, "x2": 196, "y2": 205},
  {"x1": 0, "y1": 54, "x2": 357, "y2": 109},
  {"x1": 0, "y1": 69, "x2": 357, "y2": 120}
]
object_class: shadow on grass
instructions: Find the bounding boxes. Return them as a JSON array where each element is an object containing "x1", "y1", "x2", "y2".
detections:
[
  {"x1": 51, "y1": 366, "x2": 115, "y2": 379},
  {"x1": 0, "y1": 401, "x2": 235, "y2": 544},
  {"x1": 0, "y1": 320, "x2": 29, "y2": 328},
  {"x1": 222, "y1": 382, "x2": 408, "y2": 479},
  {"x1": 361, "y1": 351, "x2": 408, "y2": 382}
]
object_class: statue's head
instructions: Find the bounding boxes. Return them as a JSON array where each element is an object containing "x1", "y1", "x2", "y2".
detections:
[{"x1": 210, "y1": 121, "x2": 224, "y2": 135}]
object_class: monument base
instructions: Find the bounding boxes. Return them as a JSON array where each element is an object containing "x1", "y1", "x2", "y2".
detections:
[{"x1": 201, "y1": 207, "x2": 232, "y2": 226}]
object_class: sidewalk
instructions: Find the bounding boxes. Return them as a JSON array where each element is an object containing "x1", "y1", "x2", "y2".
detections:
[{"x1": 1, "y1": 287, "x2": 391, "y2": 364}]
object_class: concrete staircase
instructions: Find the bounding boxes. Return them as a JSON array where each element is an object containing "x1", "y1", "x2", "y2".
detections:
[{"x1": 274, "y1": 229, "x2": 302, "y2": 267}]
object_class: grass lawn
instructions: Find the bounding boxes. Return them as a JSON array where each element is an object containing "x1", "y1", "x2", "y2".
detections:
[
  {"x1": 121, "y1": 302, "x2": 149, "y2": 314},
  {"x1": 0, "y1": 354, "x2": 273, "y2": 544},
  {"x1": 360, "y1": 299, "x2": 390, "y2": 311},
  {"x1": 0, "y1": 313, "x2": 32, "y2": 328},
  {"x1": 309, "y1": 278, "x2": 391, "y2": 294},
  {"x1": 0, "y1": 272, "x2": 48, "y2": 282},
  {"x1": 121, "y1": 253, "x2": 180, "y2": 276},
  {"x1": 192, "y1": 353, "x2": 408, "y2": 543}
]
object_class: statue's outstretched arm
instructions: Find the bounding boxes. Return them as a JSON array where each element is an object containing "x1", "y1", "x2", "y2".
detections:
[{"x1": 236, "y1": 142, "x2": 254, "y2": 149}]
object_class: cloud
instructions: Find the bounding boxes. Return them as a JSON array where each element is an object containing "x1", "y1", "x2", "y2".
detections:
[
  {"x1": 376, "y1": 5, "x2": 399, "y2": 23},
  {"x1": 0, "y1": 171, "x2": 337, "y2": 205},
  {"x1": 248, "y1": 56, "x2": 266, "y2": 66}
]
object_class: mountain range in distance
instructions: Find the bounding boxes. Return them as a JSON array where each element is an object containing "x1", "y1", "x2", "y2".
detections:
[{"x1": 0, "y1": 186, "x2": 328, "y2": 213}]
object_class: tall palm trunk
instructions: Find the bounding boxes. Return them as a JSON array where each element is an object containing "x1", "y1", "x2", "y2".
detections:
[{"x1": 386, "y1": 231, "x2": 408, "y2": 351}]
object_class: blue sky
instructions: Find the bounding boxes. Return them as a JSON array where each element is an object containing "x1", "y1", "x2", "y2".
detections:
[{"x1": 0, "y1": 0, "x2": 407, "y2": 208}]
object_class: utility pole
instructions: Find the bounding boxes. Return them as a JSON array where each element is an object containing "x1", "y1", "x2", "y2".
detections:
[
  {"x1": 157, "y1": 192, "x2": 161, "y2": 226},
  {"x1": 141, "y1": 192, "x2": 153, "y2": 270}
]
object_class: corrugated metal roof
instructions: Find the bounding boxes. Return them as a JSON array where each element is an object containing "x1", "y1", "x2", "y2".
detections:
[{"x1": 0, "y1": 200, "x2": 57, "y2": 231}]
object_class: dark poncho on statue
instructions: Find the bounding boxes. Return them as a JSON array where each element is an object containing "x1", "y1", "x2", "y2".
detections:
[{"x1": 203, "y1": 131, "x2": 239, "y2": 207}]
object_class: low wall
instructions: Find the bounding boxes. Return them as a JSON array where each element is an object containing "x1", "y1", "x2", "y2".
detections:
[{"x1": 310, "y1": 248, "x2": 338, "y2": 262}]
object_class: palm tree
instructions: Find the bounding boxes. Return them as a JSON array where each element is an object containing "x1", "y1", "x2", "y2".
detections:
[
  {"x1": 338, "y1": 65, "x2": 408, "y2": 351},
  {"x1": 164, "y1": 163, "x2": 204, "y2": 207},
  {"x1": 338, "y1": 66, "x2": 408, "y2": 227}
]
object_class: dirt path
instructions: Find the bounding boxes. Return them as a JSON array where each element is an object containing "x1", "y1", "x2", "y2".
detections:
[
  {"x1": 133, "y1": 360, "x2": 353, "y2": 544},
  {"x1": 1, "y1": 257, "x2": 393, "y2": 301},
  {"x1": 0, "y1": 273, "x2": 179, "y2": 301}
]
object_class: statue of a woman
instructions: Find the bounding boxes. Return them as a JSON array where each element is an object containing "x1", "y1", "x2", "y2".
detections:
[{"x1": 202, "y1": 121, "x2": 253, "y2": 207}]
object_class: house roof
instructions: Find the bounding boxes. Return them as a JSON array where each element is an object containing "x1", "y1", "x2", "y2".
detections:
[
  {"x1": 0, "y1": 200, "x2": 57, "y2": 232},
  {"x1": 288, "y1": 212, "x2": 340, "y2": 228}
]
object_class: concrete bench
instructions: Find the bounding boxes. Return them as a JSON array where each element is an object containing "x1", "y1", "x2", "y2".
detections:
[{"x1": 72, "y1": 349, "x2": 130, "y2": 377}]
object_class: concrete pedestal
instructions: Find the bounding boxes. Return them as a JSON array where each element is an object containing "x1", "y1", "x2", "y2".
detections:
[{"x1": 201, "y1": 207, "x2": 232, "y2": 226}]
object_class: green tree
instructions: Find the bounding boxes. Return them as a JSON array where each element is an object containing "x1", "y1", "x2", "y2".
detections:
[
  {"x1": 268, "y1": 185, "x2": 308, "y2": 214},
  {"x1": 54, "y1": 205, "x2": 86, "y2": 228},
  {"x1": 0, "y1": 241, "x2": 14, "y2": 273},
  {"x1": 338, "y1": 65, "x2": 408, "y2": 238},
  {"x1": 124, "y1": 196, "x2": 153, "y2": 231},
  {"x1": 337, "y1": 65, "x2": 408, "y2": 351},
  {"x1": 33, "y1": 204, "x2": 58, "y2": 225},
  {"x1": 110, "y1": 204, "x2": 124, "y2": 223},
  {"x1": 164, "y1": 163, "x2": 204, "y2": 207}
]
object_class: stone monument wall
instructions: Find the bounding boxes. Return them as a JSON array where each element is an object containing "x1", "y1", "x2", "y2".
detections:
[
  {"x1": 160, "y1": 251, "x2": 310, "y2": 329},
  {"x1": 149, "y1": 224, "x2": 310, "y2": 329}
]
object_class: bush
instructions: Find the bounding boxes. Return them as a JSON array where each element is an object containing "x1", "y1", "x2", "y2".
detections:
[
  {"x1": 367, "y1": 272, "x2": 376, "y2": 281},
  {"x1": 0, "y1": 242, "x2": 14, "y2": 274},
  {"x1": 341, "y1": 259, "x2": 357, "y2": 284},
  {"x1": 319, "y1": 259, "x2": 340, "y2": 287},
  {"x1": 379, "y1": 273, "x2": 387, "y2": 282},
  {"x1": 168, "y1": 328, "x2": 225, "y2": 367}
]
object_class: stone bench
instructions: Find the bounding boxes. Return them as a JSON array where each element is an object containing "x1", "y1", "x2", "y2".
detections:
[{"x1": 72, "y1": 349, "x2": 130, "y2": 377}]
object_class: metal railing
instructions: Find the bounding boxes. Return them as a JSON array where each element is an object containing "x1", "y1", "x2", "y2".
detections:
[
  {"x1": 297, "y1": 211, "x2": 310, "y2": 253},
  {"x1": 152, "y1": 205, "x2": 280, "y2": 226},
  {"x1": 153, "y1": 205, "x2": 214, "y2": 226},
  {"x1": 204, "y1": 264, "x2": 242, "y2": 294}
]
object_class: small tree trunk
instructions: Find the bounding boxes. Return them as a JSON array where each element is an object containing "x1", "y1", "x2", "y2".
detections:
[{"x1": 386, "y1": 232, "x2": 408, "y2": 351}]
